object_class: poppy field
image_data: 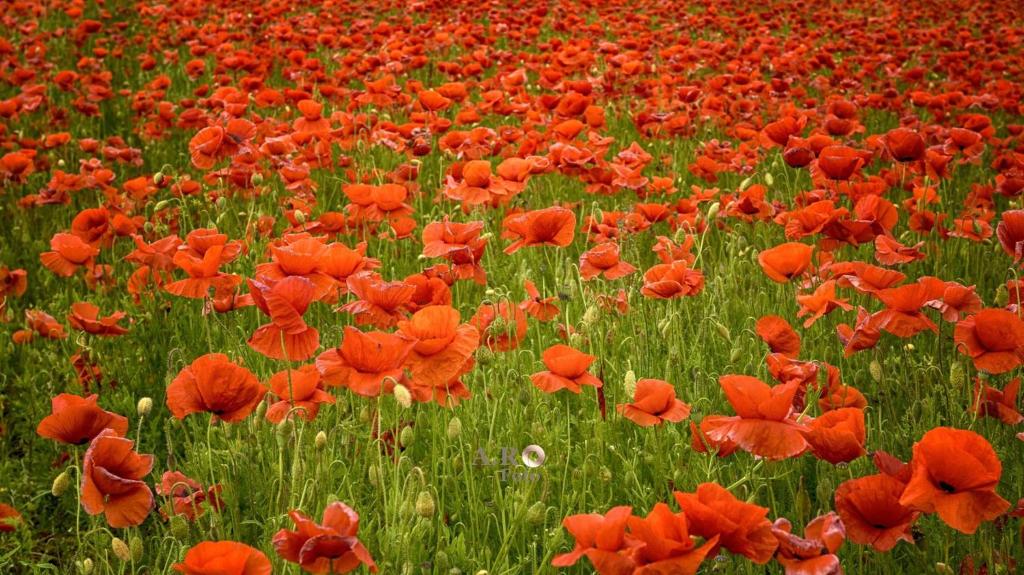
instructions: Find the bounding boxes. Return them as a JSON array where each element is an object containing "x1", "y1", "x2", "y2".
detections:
[{"x1": 3, "y1": 0, "x2": 1024, "y2": 573}]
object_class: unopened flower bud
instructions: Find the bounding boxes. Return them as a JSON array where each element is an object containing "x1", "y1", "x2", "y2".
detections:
[
  {"x1": 136, "y1": 397, "x2": 153, "y2": 417},
  {"x1": 393, "y1": 384, "x2": 413, "y2": 408},
  {"x1": 52, "y1": 469, "x2": 72, "y2": 496},
  {"x1": 400, "y1": 426, "x2": 414, "y2": 447},
  {"x1": 623, "y1": 369, "x2": 637, "y2": 398},
  {"x1": 153, "y1": 171, "x2": 164, "y2": 185},
  {"x1": 764, "y1": 172, "x2": 774, "y2": 186},
  {"x1": 294, "y1": 210, "x2": 306, "y2": 224},
  {"x1": 129, "y1": 537, "x2": 143, "y2": 562},
  {"x1": 251, "y1": 172, "x2": 264, "y2": 186},
  {"x1": 706, "y1": 201, "x2": 721, "y2": 222},
  {"x1": 111, "y1": 537, "x2": 131, "y2": 562},
  {"x1": 169, "y1": 515, "x2": 189, "y2": 540},
  {"x1": 869, "y1": 359, "x2": 882, "y2": 383},
  {"x1": 77, "y1": 558, "x2": 94, "y2": 574},
  {"x1": 446, "y1": 417, "x2": 462, "y2": 440},
  {"x1": 315, "y1": 431, "x2": 328, "y2": 450},
  {"x1": 526, "y1": 501, "x2": 546, "y2": 525},
  {"x1": 415, "y1": 490, "x2": 436, "y2": 518},
  {"x1": 715, "y1": 322, "x2": 731, "y2": 341}
]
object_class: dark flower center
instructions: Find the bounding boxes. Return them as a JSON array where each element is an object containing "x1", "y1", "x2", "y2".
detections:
[{"x1": 938, "y1": 481, "x2": 957, "y2": 493}]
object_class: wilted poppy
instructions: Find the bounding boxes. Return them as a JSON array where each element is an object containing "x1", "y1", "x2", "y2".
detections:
[
  {"x1": 167, "y1": 354, "x2": 266, "y2": 422},
  {"x1": 173, "y1": 541, "x2": 271, "y2": 575},
  {"x1": 272, "y1": 501, "x2": 378, "y2": 574},
  {"x1": 37, "y1": 393, "x2": 128, "y2": 445},
  {"x1": 81, "y1": 429, "x2": 154, "y2": 528},
  {"x1": 616, "y1": 379, "x2": 690, "y2": 426},
  {"x1": 531, "y1": 344, "x2": 603, "y2": 394},
  {"x1": 772, "y1": 513, "x2": 845, "y2": 575}
]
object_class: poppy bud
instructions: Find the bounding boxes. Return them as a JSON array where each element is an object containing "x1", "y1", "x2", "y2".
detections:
[
  {"x1": 487, "y1": 316, "x2": 510, "y2": 337},
  {"x1": 869, "y1": 359, "x2": 882, "y2": 383},
  {"x1": 815, "y1": 477, "x2": 833, "y2": 506},
  {"x1": 518, "y1": 388, "x2": 531, "y2": 405},
  {"x1": 415, "y1": 490, "x2": 436, "y2": 518},
  {"x1": 949, "y1": 362, "x2": 966, "y2": 388},
  {"x1": 136, "y1": 397, "x2": 152, "y2": 417},
  {"x1": 399, "y1": 500, "x2": 414, "y2": 520},
  {"x1": 169, "y1": 515, "x2": 189, "y2": 540},
  {"x1": 764, "y1": 172, "x2": 774, "y2": 186},
  {"x1": 447, "y1": 417, "x2": 462, "y2": 439},
  {"x1": 526, "y1": 501, "x2": 546, "y2": 525},
  {"x1": 599, "y1": 466, "x2": 612, "y2": 482},
  {"x1": 143, "y1": 221, "x2": 154, "y2": 234},
  {"x1": 623, "y1": 369, "x2": 637, "y2": 397},
  {"x1": 434, "y1": 550, "x2": 450, "y2": 570},
  {"x1": 715, "y1": 322, "x2": 731, "y2": 341},
  {"x1": 358, "y1": 406, "x2": 371, "y2": 423},
  {"x1": 368, "y1": 464, "x2": 380, "y2": 487},
  {"x1": 294, "y1": 210, "x2": 306, "y2": 224},
  {"x1": 738, "y1": 176, "x2": 753, "y2": 191},
  {"x1": 216, "y1": 196, "x2": 227, "y2": 209},
  {"x1": 394, "y1": 384, "x2": 413, "y2": 408},
  {"x1": 129, "y1": 537, "x2": 143, "y2": 562},
  {"x1": 475, "y1": 571, "x2": 489, "y2": 575},
  {"x1": 795, "y1": 487, "x2": 811, "y2": 521},
  {"x1": 251, "y1": 172, "x2": 264, "y2": 186},
  {"x1": 706, "y1": 201, "x2": 721, "y2": 222},
  {"x1": 51, "y1": 469, "x2": 72, "y2": 496},
  {"x1": 568, "y1": 332, "x2": 585, "y2": 348},
  {"x1": 111, "y1": 537, "x2": 131, "y2": 562},
  {"x1": 476, "y1": 347, "x2": 495, "y2": 365},
  {"x1": 995, "y1": 284, "x2": 1009, "y2": 307},
  {"x1": 254, "y1": 399, "x2": 268, "y2": 421},
  {"x1": 729, "y1": 346, "x2": 742, "y2": 363},
  {"x1": 314, "y1": 430, "x2": 328, "y2": 450},
  {"x1": 934, "y1": 563, "x2": 954, "y2": 575},
  {"x1": 77, "y1": 559, "x2": 94, "y2": 574},
  {"x1": 580, "y1": 305, "x2": 600, "y2": 329},
  {"x1": 57, "y1": 158, "x2": 66, "y2": 168},
  {"x1": 275, "y1": 419, "x2": 293, "y2": 448},
  {"x1": 400, "y1": 426, "x2": 414, "y2": 447}
]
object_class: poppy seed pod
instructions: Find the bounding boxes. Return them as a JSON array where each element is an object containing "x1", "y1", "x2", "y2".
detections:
[
  {"x1": 111, "y1": 537, "x2": 131, "y2": 562},
  {"x1": 415, "y1": 490, "x2": 435, "y2": 518},
  {"x1": 51, "y1": 470, "x2": 72, "y2": 496},
  {"x1": 869, "y1": 359, "x2": 882, "y2": 383},
  {"x1": 136, "y1": 397, "x2": 152, "y2": 417}
]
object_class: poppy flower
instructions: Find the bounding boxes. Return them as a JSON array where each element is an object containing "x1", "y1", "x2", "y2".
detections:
[
  {"x1": 339, "y1": 272, "x2": 415, "y2": 328},
  {"x1": 795, "y1": 280, "x2": 852, "y2": 328},
  {"x1": 531, "y1": 344, "x2": 603, "y2": 394},
  {"x1": 954, "y1": 308, "x2": 1024, "y2": 374},
  {"x1": 873, "y1": 235, "x2": 925, "y2": 266},
  {"x1": 972, "y1": 377, "x2": 1023, "y2": 425},
  {"x1": 758, "y1": 242, "x2": 813, "y2": 283},
  {"x1": 0, "y1": 266, "x2": 27, "y2": 298},
  {"x1": 996, "y1": 209, "x2": 1024, "y2": 264},
  {"x1": 471, "y1": 301, "x2": 529, "y2": 351},
  {"x1": 81, "y1": 429, "x2": 154, "y2": 528},
  {"x1": 257, "y1": 234, "x2": 337, "y2": 300},
  {"x1": 873, "y1": 282, "x2": 938, "y2": 338},
  {"x1": 396, "y1": 305, "x2": 479, "y2": 406},
  {"x1": 673, "y1": 483, "x2": 778, "y2": 564},
  {"x1": 265, "y1": 365, "x2": 335, "y2": 423},
  {"x1": 616, "y1": 379, "x2": 690, "y2": 426},
  {"x1": 579, "y1": 242, "x2": 636, "y2": 281},
  {"x1": 552, "y1": 505, "x2": 635, "y2": 573},
  {"x1": 690, "y1": 418, "x2": 739, "y2": 457},
  {"x1": 772, "y1": 513, "x2": 845, "y2": 575},
  {"x1": 156, "y1": 471, "x2": 223, "y2": 521},
  {"x1": 421, "y1": 219, "x2": 488, "y2": 284},
  {"x1": 520, "y1": 279, "x2": 560, "y2": 321},
  {"x1": 247, "y1": 276, "x2": 320, "y2": 361},
  {"x1": 816, "y1": 145, "x2": 864, "y2": 180},
  {"x1": 165, "y1": 232, "x2": 242, "y2": 299},
  {"x1": 701, "y1": 376, "x2": 808, "y2": 460},
  {"x1": 0, "y1": 503, "x2": 20, "y2": 532},
  {"x1": 625, "y1": 503, "x2": 718, "y2": 574},
  {"x1": 802, "y1": 407, "x2": 866, "y2": 464},
  {"x1": 67, "y1": 302, "x2": 129, "y2": 336},
  {"x1": 640, "y1": 261, "x2": 705, "y2": 298},
  {"x1": 316, "y1": 326, "x2": 416, "y2": 397},
  {"x1": 272, "y1": 501, "x2": 377, "y2": 574},
  {"x1": 502, "y1": 206, "x2": 576, "y2": 254},
  {"x1": 37, "y1": 393, "x2": 128, "y2": 445},
  {"x1": 899, "y1": 427, "x2": 1010, "y2": 534},
  {"x1": 40, "y1": 233, "x2": 99, "y2": 277},
  {"x1": 834, "y1": 474, "x2": 918, "y2": 552},
  {"x1": 173, "y1": 541, "x2": 271, "y2": 575},
  {"x1": 167, "y1": 354, "x2": 266, "y2": 422},
  {"x1": 755, "y1": 315, "x2": 801, "y2": 358},
  {"x1": 884, "y1": 127, "x2": 925, "y2": 162}
]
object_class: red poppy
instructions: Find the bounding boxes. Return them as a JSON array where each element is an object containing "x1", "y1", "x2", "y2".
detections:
[
  {"x1": 755, "y1": 315, "x2": 801, "y2": 358},
  {"x1": 816, "y1": 145, "x2": 864, "y2": 180},
  {"x1": 265, "y1": 365, "x2": 335, "y2": 423},
  {"x1": 772, "y1": 513, "x2": 845, "y2": 575},
  {"x1": 316, "y1": 326, "x2": 415, "y2": 396},
  {"x1": 834, "y1": 474, "x2": 918, "y2": 552},
  {"x1": 873, "y1": 282, "x2": 938, "y2": 338},
  {"x1": 899, "y1": 427, "x2": 1010, "y2": 534},
  {"x1": 641, "y1": 261, "x2": 705, "y2": 298},
  {"x1": 802, "y1": 407, "x2": 866, "y2": 464},
  {"x1": 471, "y1": 300, "x2": 529, "y2": 351},
  {"x1": 954, "y1": 308, "x2": 1024, "y2": 374},
  {"x1": 165, "y1": 229, "x2": 242, "y2": 299},
  {"x1": 502, "y1": 206, "x2": 576, "y2": 254},
  {"x1": 579, "y1": 242, "x2": 636, "y2": 281},
  {"x1": 701, "y1": 376, "x2": 808, "y2": 460},
  {"x1": 673, "y1": 483, "x2": 778, "y2": 564},
  {"x1": 37, "y1": 393, "x2": 128, "y2": 445},
  {"x1": 972, "y1": 377, "x2": 1023, "y2": 425},
  {"x1": 625, "y1": 503, "x2": 718, "y2": 574},
  {"x1": 81, "y1": 429, "x2": 154, "y2": 528},
  {"x1": 884, "y1": 127, "x2": 925, "y2": 162},
  {"x1": 397, "y1": 305, "x2": 479, "y2": 406},
  {"x1": 257, "y1": 234, "x2": 337, "y2": 300},
  {"x1": 156, "y1": 471, "x2": 223, "y2": 521},
  {"x1": 0, "y1": 503, "x2": 20, "y2": 533},
  {"x1": 616, "y1": 379, "x2": 690, "y2": 426},
  {"x1": 531, "y1": 344, "x2": 603, "y2": 394},
  {"x1": 40, "y1": 232, "x2": 99, "y2": 277},
  {"x1": 272, "y1": 501, "x2": 377, "y2": 574},
  {"x1": 520, "y1": 279, "x2": 560, "y2": 321},
  {"x1": 795, "y1": 280, "x2": 852, "y2": 328},
  {"x1": 421, "y1": 219, "x2": 488, "y2": 284},
  {"x1": 247, "y1": 276, "x2": 320, "y2": 361},
  {"x1": 831, "y1": 261, "x2": 905, "y2": 294},
  {"x1": 758, "y1": 242, "x2": 813, "y2": 283},
  {"x1": 167, "y1": 354, "x2": 266, "y2": 422},
  {"x1": 339, "y1": 272, "x2": 415, "y2": 328},
  {"x1": 67, "y1": 302, "x2": 129, "y2": 336},
  {"x1": 0, "y1": 266, "x2": 27, "y2": 298},
  {"x1": 552, "y1": 505, "x2": 635, "y2": 573},
  {"x1": 997, "y1": 209, "x2": 1024, "y2": 264},
  {"x1": 173, "y1": 541, "x2": 271, "y2": 575}
]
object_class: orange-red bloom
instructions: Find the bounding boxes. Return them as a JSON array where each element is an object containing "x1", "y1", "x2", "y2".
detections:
[
  {"x1": 247, "y1": 276, "x2": 320, "y2": 361},
  {"x1": 531, "y1": 344, "x2": 603, "y2": 394},
  {"x1": 0, "y1": 503, "x2": 20, "y2": 532},
  {"x1": 772, "y1": 513, "x2": 845, "y2": 575},
  {"x1": 954, "y1": 308, "x2": 1024, "y2": 374},
  {"x1": 579, "y1": 242, "x2": 636, "y2": 281},
  {"x1": 397, "y1": 305, "x2": 479, "y2": 406},
  {"x1": 265, "y1": 365, "x2": 335, "y2": 423},
  {"x1": 755, "y1": 315, "x2": 801, "y2": 358},
  {"x1": 758, "y1": 242, "x2": 813, "y2": 283},
  {"x1": 156, "y1": 471, "x2": 223, "y2": 521},
  {"x1": 316, "y1": 326, "x2": 415, "y2": 396},
  {"x1": 616, "y1": 379, "x2": 690, "y2": 426},
  {"x1": 502, "y1": 206, "x2": 576, "y2": 254},
  {"x1": 37, "y1": 393, "x2": 128, "y2": 445},
  {"x1": 802, "y1": 407, "x2": 866, "y2": 464},
  {"x1": 673, "y1": 483, "x2": 777, "y2": 564},
  {"x1": 40, "y1": 233, "x2": 99, "y2": 277},
  {"x1": 701, "y1": 376, "x2": 808, "y2": 460},
  {"x1": 835, "y1": 474, "x2": 918, "y2": 551},
  {"x1": 167, "y1": 354, "x2": 266, "y2": 422},
  {"x1": 173, "y1": 541, "x2": 271, "y2": 575},
  {"x1": 272, "y1": 501, "x2": 378, "y2": 574},
  {"x1": 81, "y1": 428, "x2": 154, "y2": 528},
  {"x1": 641, "y1": 261, "x2": 704, "y2": 298},
  {"x1": 68, "y1": 302, "x2": 129, "y2": 336},
  {"x1": 552, "y1": 505, "x2": 636, "y2": 573}
]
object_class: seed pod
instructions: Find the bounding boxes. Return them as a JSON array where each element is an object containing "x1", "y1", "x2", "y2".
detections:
[
  {"x1": 400, "y1": 426, "x2": 414, "y2": 448},
  {"x1": 949, "y1": 362, "x2": 966, "y2": 389},
  {"x1": 868, "y1": 359, "x2": 883, "y2": 383},
  {"x1": 136, "y1": 397, "x2": 153, "y2": 417},
  {"x1": 315, "y1": 431, "x2": 328, "y2": 450},
  {"x1": 111, "y1": 537, "x2": 131, "y2": 562},
  {"x1": 526, "y1": 501, "x2": 546, "y2": 525},
  {"x1": 51, "y1": 469, "x2": 72, "y2": 497},
  {"x1": 415, "y1": 491, "x2": 436, "y2": 518},
  {"x1": 394, "y1": 384, "x2": 413, "y2": 409},
  {"x1": 447, "y1": 417, "x2": 462, "y2": 440}
]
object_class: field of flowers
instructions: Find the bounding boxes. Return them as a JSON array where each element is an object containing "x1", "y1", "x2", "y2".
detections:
[{"x1": 1, "y1": 0, "x2": 1023, "y2": 573}]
